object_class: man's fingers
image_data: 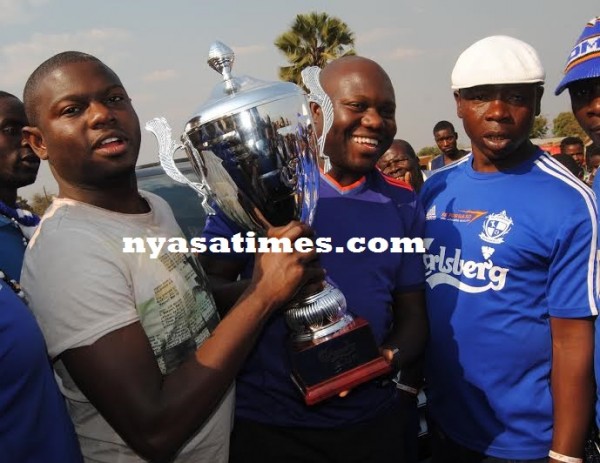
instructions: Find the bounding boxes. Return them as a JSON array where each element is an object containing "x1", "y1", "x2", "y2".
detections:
[{"x1": 267, "y1": 221, "x2": 313, "y2": 240}]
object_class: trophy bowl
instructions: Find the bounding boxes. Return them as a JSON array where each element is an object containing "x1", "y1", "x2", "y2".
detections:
[{"x1": 145, "y1": 41, "x2": 391, "y2": 405}]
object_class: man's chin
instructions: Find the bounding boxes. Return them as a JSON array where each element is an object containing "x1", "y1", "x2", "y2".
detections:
[
  {"x1": 14, "y1": 172, "x2": 39, "y2": 189},
  {"x1": 589, "y1": 133, "x2": 600, "y2": 147}
]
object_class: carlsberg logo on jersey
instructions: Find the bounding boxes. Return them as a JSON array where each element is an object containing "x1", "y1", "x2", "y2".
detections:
[{"x1": 424, "y1": 244, "x2": 509, "y2": 293}]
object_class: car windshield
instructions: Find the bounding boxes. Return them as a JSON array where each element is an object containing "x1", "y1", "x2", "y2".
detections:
[{"x1": 137, "y1": 165, "x2": 207, "y2": 241}]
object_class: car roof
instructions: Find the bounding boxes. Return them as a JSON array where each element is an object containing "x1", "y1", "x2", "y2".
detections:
[{"x1": 135, "y1": 157, "x2": 192, "y2": 178}]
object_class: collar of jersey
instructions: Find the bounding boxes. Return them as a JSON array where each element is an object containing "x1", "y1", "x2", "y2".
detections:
[
  {"x1": 320, "y1": 170, "x2": 367, "y2": 194},
  {"x1": 464, "y1": 148, "x2": 543, "y2": 180}
]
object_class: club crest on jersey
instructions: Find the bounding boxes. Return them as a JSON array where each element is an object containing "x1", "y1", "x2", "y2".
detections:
[{"x1": 479, "y1": 211, "x2": 513, "y2": 245}]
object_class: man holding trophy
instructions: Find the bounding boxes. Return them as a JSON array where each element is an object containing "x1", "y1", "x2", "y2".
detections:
[
  {"x1": 199, "y1": 55, "x2": 428, "y2": 463},
  {"x1": 20, "y1": 51, "x2": 323, "y2": 463}
]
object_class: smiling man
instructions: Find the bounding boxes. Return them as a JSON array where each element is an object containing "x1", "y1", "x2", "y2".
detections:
[
  {"x1": 420, "y1": 36, "x2": 597, "y2": 463},
  {"x1": 377, "y1": 139, "x2": 425, "y2": 192},
  {"x1": 18, "y1": 51, "x2": 320, "y2": 463},
  {"x1": 199, "y1": 56, "x2": 428, "y2": 463}
]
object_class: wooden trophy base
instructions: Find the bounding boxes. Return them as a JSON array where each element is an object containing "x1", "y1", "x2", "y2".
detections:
[{"x1": 289, "y1": 317, "x2": 392, "y2": 406}]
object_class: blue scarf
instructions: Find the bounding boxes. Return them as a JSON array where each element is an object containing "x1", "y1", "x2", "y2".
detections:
[{"x1": 0, "y1": 200, "x2": 40, "y2": 227}]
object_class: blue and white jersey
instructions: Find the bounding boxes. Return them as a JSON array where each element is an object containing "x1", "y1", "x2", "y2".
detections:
[
  {"x1": 420, "y1": 149, "x2": 598, "y2": 460},
  {"x1": 592, "y1": 174, "x2": 600, "y2": 431}
]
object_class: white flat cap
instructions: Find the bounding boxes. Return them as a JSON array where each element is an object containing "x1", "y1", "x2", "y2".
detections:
[{"x1": 451, "y1": 35, "x2": 545, "y2": 90}]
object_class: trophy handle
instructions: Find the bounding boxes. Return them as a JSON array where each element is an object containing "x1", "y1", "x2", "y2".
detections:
[
  {"x1": 301, "y1": 66, "x2": 333, "y2": 173},
  {"x1": 145, "y1": 117, "x2": 216, "y2": 215}
]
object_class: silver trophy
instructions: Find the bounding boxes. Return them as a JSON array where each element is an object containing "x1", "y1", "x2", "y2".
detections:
[{"x1": 146, "y1": 42, "x2": 390, "y2": 404}]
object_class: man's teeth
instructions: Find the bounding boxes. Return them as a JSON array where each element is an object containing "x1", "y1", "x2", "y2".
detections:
[
  {"x1": 353, "y1": 136, "x2": 379, "y2": 146},
  {"x1": 101, "y1": 137, "x2": 119, "y2": 145}
]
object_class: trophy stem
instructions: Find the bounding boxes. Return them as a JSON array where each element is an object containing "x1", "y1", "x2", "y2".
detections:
[{"x1": 284, "y1": 282, "x2": 353, "y2": 343}]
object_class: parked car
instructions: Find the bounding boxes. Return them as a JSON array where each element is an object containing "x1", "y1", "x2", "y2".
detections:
[{"x1": 136, "y1": 158, "x2": 207, "y2": 241}]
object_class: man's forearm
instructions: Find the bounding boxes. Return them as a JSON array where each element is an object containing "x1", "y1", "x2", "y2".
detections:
[
  {"x1": 384, "y1": 290, "x2": 428, "y2": 368},
  {"x1": 550, "y1": 317, "x2": 594, "y2": 460},
  {"x1": 208, "y1": 276, "x2": 250, "y2": 316}
]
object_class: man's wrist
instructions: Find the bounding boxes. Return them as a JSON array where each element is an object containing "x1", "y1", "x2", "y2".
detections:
[{"x1": 548, "y1": 450, "x2": 582, "y2": 463}]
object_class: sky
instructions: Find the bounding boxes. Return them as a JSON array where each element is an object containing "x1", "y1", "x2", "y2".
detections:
[{"x1": 2, "y1": 0, "x2": 598, "y2": 199}]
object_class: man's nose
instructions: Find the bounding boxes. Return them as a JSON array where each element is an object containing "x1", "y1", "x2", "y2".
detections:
[
  {"x1": 89, "y1": 101, "x2": 116, "y2": 126},
  {"x1": 361, "y1": 109, "x2": 384, "y2": 129}
]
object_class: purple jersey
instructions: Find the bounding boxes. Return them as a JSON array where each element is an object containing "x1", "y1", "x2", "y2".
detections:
[{"x1": 202, "y1": 170, "x2": 425, "y2": 427}]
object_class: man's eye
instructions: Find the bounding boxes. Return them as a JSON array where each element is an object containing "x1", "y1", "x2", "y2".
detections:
[
  {"x1": 348, "y1": 102, "x2": 367, "y2": 111},
  {"x1": 573, "y1": 88, "x2": 590, "y2": 99},
  {"x1": 467, "y1": 93, "x2": 487, "y2": 101},
  {"x1": 61, "y1": 106, "x2": 81, "y2": 116},
  {"x1": 507, "y1": 94, "x2": 525, "y2": 104},
  {"x1": 2, "y1": 125, "x2": 20, "y2": 135},
  {"x1": 107, "y1": 95, "x2": 127, "y2": 105}
]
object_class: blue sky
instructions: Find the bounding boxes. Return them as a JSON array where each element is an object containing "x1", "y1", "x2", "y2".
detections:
[{"x1": 2, "y1": 0, "x2": 598, "y2": 198}]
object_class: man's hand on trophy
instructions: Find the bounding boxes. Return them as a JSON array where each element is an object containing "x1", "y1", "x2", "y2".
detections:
[{"x1": 249, "y1": 221, "x2": 324, "y2": 311}]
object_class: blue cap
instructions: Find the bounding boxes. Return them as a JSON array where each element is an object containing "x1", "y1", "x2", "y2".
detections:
[{"x1": 556, "y1": 16, "x2": 600, "y2": 95}]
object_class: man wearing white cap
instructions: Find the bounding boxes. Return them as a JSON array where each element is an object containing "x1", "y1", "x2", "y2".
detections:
[{"x1": 420, "y1": 35, "x2": 597, "y2": 463}]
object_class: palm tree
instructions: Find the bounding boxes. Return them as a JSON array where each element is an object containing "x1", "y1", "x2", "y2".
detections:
[{"x1": 275, "y1": 12, "x2": 356, "y2": 86}]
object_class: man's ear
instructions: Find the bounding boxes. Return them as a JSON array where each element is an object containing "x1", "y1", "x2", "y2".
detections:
[
  {"x1": 310, "y1": 101, "x2": 323, "y2": 136},
  {"x1": 534, "y1": 85, "x2": 544, "y2": 116},
  {"x1": 22, "y1": 126, "x2": 48, "y2": 160},
  {"x1": 454, "y1": 91, "x2": 464, "y2": 119}
]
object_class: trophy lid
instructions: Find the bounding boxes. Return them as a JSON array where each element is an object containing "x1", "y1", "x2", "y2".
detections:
[{"x1": 185, "y1": 41, "x2": 305, "y2": 133}]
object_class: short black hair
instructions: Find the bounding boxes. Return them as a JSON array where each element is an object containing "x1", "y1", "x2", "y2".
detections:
[
  {"x1": 23, "y1": 51, "x2": 103, "y2": 126},
  {"x1": 433, "y1": 120, "x2": 455, "y2": 134},
  {"x1": 393, "y1": 139, "x2": 417, "y2": 160},
  {"x1": 0, "y1": 90, "x2": 19, "y2": 101},
  {"x1": 560, "y1": 136, "x2": 584, "y2": 151}
]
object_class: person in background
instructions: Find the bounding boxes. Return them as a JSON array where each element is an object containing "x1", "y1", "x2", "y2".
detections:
[
  {"x1": 20, "y1": 51, "x2": 319, "y2": 463},
  {"x1": 552, "y1": 153, "x2": 585, "y2": 181},
  {"x1": 422, "y1": 35, "x2": 596, "y2": 463},
  {"x1": 0, "y1": 91, "x2": 82, "y2": 463},
  {"x1": 377, "y1": 138, "x2": 425, "y2": 192},
  {"x1": 556, "y1": 16, "x2": 600, "y2": 460},
  {"x1": 0, "y1": 91, "x2": 40, "y2": 281},
  {"x1": 559, "y1": 136, "x2": 587, "y2": 182},
  {"x1": 587, "y1": 145, "x2": 600, "y2": 185},
  {"x1": 430, "y1": 120, "x2": 469, "y2": 170}
]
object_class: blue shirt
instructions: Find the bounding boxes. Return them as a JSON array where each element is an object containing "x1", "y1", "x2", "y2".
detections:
[
  {"x1": 0, "y1": 216, "x2": 28, "y2": 280},
  {"x1": 420, "y1": 150, "x2": 598, "y2": 459},
  {"x1": 0, "y1": 279, "x2": 83, "y2": 462},
  {"x1": 430, "y1": 155, "x2": 445, "y2": 170},
  {"x1": 202, "y1": 170, "x2": 425, "y2": 427},
  {"x1": 592, "y1": 174, "x2": 600, "y2": 431}
]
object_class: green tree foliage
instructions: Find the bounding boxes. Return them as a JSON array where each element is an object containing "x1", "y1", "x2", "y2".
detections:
[
  {"x1": 552, "y1": 112, "x2": 588, "y2": 141},
  {"x1": 30, "y1": 192, "x2": 55, "y2": 216},
  {"x1": 275, "y1": 12, "x2": 356, "y2": 86},
  {"x1": 417, "y1": 146, "x2": 441, "y2": 158},
  {"x1": 529, "y1": 115, "x2": 548, "y2": 139}
]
